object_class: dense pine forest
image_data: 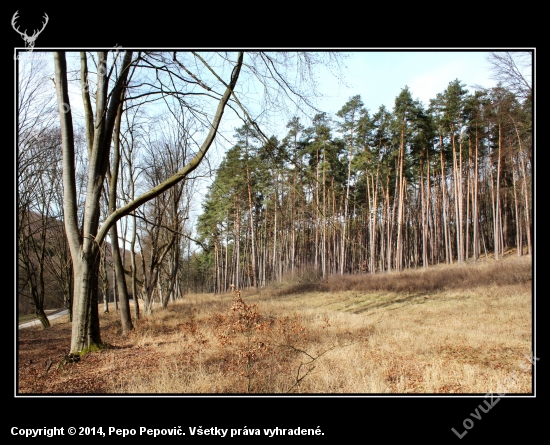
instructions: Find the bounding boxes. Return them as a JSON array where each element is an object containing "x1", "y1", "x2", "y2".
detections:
[{"x1": 193, "y1": 80, "x2": 532, "y2": 293}]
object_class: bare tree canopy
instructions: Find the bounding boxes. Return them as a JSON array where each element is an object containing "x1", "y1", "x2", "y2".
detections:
[
  {"x1": 48, "y1": 50, "x2": 347, "y2": 353},
  {"x1": 487, "y1": 51, "x2": 533, "y2": 100}
]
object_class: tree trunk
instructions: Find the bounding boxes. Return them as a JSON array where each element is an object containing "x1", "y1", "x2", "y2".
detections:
[
  {"x1": 420, "y1": 155, "x2": 428, "y2": 268},
  {"x1": 519, "y1": 152, "x2": 531, "y2": 256},
  {"x1": 341, "y1": 137, "x2": 353, "y2": 275},
  {"x1": 473, "y1": 126, "x2": 480, "y2": 260},
  {"x1": 109, "y1": 104, "x2": 132, "y2": 332},
  {"x1": 101, "y1": 242, "x2": 109, "y2": 313},
  {"x1": 396, "y1": 121, "x2": 406, "y2": 271},
  {"x1": 494, "y1": 122, "x2": 503, "y2": 260},
  {"x1": 439, "y1": 131, "x2": 452, "y2": 264},
  {"x1": 130, "y1": 212, "x2": 139, "y2": 320},
  {"x1": 451, "y1": 127, "x2": 464, "y2": 263},
  {"x1": 245, "y1": 156, "x2": 257, "y2": 287}
]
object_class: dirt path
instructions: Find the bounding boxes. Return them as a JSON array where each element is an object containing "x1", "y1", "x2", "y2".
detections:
[{"x1": 18, "y1": 310, "x2": 69, "y2": 330}]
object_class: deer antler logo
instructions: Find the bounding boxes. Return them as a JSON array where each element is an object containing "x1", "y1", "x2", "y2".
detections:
[{"x1": 12, "y1": 11, "x2": 49, "y2": 51}]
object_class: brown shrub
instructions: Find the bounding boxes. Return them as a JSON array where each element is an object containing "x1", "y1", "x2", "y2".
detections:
[{"x1": 209, "y1": 294, "x2": 328, "y2": 393}]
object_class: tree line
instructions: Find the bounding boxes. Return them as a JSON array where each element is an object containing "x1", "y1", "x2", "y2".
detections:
[{"x1": 194, "y1": 76, "x2": 532, "y2": 292}]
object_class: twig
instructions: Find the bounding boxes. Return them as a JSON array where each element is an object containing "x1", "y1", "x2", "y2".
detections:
[
  {"x1": 274, "y1": 342, "x2": 356, "y2": 393},
  {"x1": 42, "y1": 357, "x2": 53, "y2": 377}
]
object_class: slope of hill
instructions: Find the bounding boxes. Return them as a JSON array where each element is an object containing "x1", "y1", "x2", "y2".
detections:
[{"x1": 17, "y1": 252, "x2": 533, "y2": 394}]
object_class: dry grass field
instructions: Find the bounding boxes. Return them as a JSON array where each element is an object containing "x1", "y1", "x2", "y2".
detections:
[{"x1": 17, "y1": 251, "x2": 533, "y2": 394}]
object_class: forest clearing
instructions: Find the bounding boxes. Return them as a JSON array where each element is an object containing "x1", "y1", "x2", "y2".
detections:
[{"x1": 17, "y1": 251, "x2": 532, "y2": 394}]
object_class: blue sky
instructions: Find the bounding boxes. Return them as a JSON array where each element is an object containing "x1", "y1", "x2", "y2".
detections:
[
  {"x1": 224, "y1": 49, "x2": 528, "y2": 147},
  {"x1": 304, "y1": 50, "x2": 501, "y2": 117}
]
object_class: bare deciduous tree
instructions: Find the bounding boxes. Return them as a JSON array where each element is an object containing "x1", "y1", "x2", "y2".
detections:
[
  {"x1": 52, "y1": 51, "x2": 340, "y2": 354},
  {"x1": 487, "y1": 51, "x2": 532, "y2": 101}
]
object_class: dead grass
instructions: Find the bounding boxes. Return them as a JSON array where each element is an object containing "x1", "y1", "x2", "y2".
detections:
[{"x1": 17, "y1": 252, "x2": 533, "y2": 394}]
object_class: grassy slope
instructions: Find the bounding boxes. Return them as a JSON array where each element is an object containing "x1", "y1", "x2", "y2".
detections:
[{"x1": 17, "y1": 252, "x2": 533, "y2": 394}]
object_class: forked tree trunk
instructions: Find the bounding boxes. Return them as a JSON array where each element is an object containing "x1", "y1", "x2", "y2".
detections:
[
  {"x1": 54, "y1": 51, "x2": 255, "y2": 350},
  {"x1": 56, "y1": 51, "x2": 115, "y2": 353}
]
